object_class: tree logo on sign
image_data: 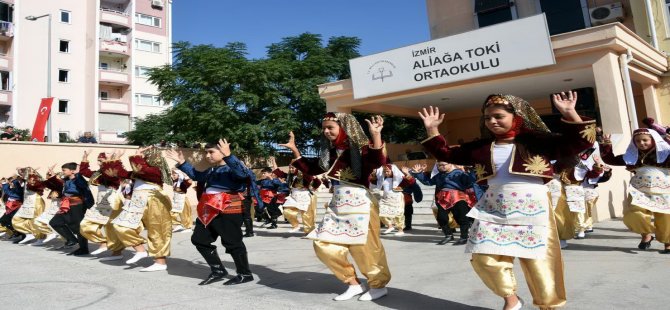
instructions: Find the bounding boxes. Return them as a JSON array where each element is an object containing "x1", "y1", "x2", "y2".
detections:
[{"x1": 367, "y1": 60, "x2": 396, "y2": 82}]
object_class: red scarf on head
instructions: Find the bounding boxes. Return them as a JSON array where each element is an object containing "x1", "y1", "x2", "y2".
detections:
[
  {"x1": 332, "y1": 129, "x2": 349, "y2": 150},
  {"x1": 495, "y1": 115, "x2": 524, "y2": 140}
]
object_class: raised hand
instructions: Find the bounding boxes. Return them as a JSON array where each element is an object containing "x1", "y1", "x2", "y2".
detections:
[
  {"x1": 218, "y1": 139, "x2": 231, "y2": 157},
  {"x1": 165, "y1": 149, "x2": 185, "y2": 165},
  {"x1": 82, "y1": 149, "x2": 92, "y2": 161},
  {"x1": 551, "y1": 91, "x2": 581, "y2": 122},
  {"x1": 412, "y1": 163, "x2": 424, "y2": 173},
  {"x1": 364, "y1": 115, "x2": 384, "y2": 136},
  {"x1": 136, "y1": 145, "x2": 151, "y2": 155},
  {"x1": 602, "y1": 133, "x2": 612, "y2": 144},
  {"x1": 279, "y1": 131, "x2": 302, "y2": 159},
  {"x1": 419, "y1": 106, "x2": 445, "y2": 137}
]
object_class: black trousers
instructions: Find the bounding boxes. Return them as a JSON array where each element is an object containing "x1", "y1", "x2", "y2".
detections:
[
  {"x1": 266, "y1": 200, "x2": 282, "y2": 220},
  {"x1": 0, "y1": 208, "x2": 19, "y2": 232},
  {"x1": 191, "y1": 213, "x2": 246, "y2": 256},
  {"x1": 49, "y1": 203, "x2": 88, "y2": 249},
  {"x1": 436, "y1": 200, "x2": 472, "y2": 228},
  {"x1": 404, "y1": 202, "x2": 414, "y2": 229},
  {"x1": 242, "y1": 197, "x2": 252, "y2": 220}
]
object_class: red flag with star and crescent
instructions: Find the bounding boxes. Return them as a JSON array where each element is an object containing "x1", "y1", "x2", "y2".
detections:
[{"x1": 31, "y1": 97, "x2": 54, "y2": 142}]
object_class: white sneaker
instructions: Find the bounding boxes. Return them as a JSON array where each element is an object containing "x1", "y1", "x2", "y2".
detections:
[
  {"x1": 18, "y1": 234, "x2": 36, "y2": 244},
  {"x1": 99, "y1": 255, "x2": 124, "y2": 262},
  {"x1": 509, "y1": 296, "x2": 524, "y2": 310},
  {"x1": 180, "y1": 228, "x2": 193, "y2": 233},
  {"x1": 383, "y1": 227, "x2": 395, "y2": 235},
  {"x1": 560, "y1": 240, "x2": 568, "y2": 249},
  {"x1": 0, "y1": 232, "x2": 6, "y2": 237},
  {"x1": 125, "y1": 251, "x2": 149, "y2": 264},
  {"x1": 91, "y1": 247, "x2": 109, "y2": 255},
  {"x1": 139, "y1": 263, "x2": 167, "y2": 272},
  {"x1": 576, "y1": 231, "x2": 586, "y2": 239},
  {"x1": 30, "y1": 239, "x2": 46, "y2": 247},
  {"x1": 394, "y1": 231, "x2": 405, "y2": 236},
  {"x1": 44, "y1": 233, "x2": 59, "y2": 243},
  {"x1": 172, "y1": 225, "x2": 185, "y2": 233},
  {"x1": 333, "y1": 284, "x2": 365, "y2": 301},
  {"x1": 288, "y1": 227, "x2": 301, "y2": 233},
  {"x1": 358, "y1": 287, "x2": 388, "y2": 301}
]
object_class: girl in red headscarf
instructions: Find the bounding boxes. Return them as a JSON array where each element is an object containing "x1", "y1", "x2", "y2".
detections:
[{"x1": 419, "y1": 91, "x2": 595, "y2": 310}]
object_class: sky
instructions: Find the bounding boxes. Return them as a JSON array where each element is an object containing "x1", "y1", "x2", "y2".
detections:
[{"x1": 171, "y1": 0, "x2": 431, "y2": 59}]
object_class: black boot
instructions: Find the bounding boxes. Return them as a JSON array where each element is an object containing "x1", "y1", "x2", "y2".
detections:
[
  {"x1": 267, "y1": 218, "x2": 278, "y2": 229},
  {"x1": 67, "y1": 248, "x2": 91, "y2": 256},
  {"x1": 224, "y1": 252, "x2": 253, "y2": 285},
  {"x1": 404, "y1": 213, "x2": 413, "y2": 231},
  {"x1": 437, "y1": 226, "x2": 454, "y2": 245},
  {"x1": 196, "y1": 247, "x2": 229, "y2": 285},
  {"x1": 453, "y1": 223, "x2": 470, "y2": 246},
  {"x1": 243, "y1": 219, "x2": 255, "y2": 237},
  {"x1": 52, "y1": 225, "x2": 77, "y2": 247},
  {"x1": 199, "y1": 264, "x2": 228, "y2": 285}
]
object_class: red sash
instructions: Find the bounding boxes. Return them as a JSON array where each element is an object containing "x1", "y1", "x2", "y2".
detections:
[
  {"x1": 197, "y1": 192, "x2": 243, "y2": 226},
  {"x1": 435, "y1": 189, "x2": 472, "y2": 210},
  {"x1": 58, "y1": 197, "x2": 82, "y2": 214},
  {"x1": 259, "y1": 189, "x2": 275, "y2": 204},
  {"x1": 5, "y1": 200, "x2": 22, "y2": 214}
]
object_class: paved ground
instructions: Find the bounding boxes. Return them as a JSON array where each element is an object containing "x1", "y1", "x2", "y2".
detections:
[{"x1": 0, "y1": 218, "x2": 668, "y2": 310}]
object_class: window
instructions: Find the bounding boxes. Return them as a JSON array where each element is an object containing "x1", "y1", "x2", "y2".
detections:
[
  {"x1": 474, "y1": 0, "x2": 515, "y2": 28},
  {"x1": 135, "y1": 93, "x2": 162, "y2": 106},
  {"x1": 135, "y1": 66, "x2": 151, "y2": 77},
  {"x1": 0, "y1": 70, "x2": 9, "y2": 91},
  {"x1": 539, "y1": 0, "x2": 589, "y2": 35},
  {"x1": 134, "y1": 39, "x2": 160, "y2": 52},
  {"x1": 100, "y1": 91, "x2": 109, "y2": 100},
  {"x1": 58, "y1": 132, "x2": 70, "y2": 143},
  {"x1": 59, "y1": 40, "x2": 70, "y2": 53},
  {"x1": 60, "y1": 10, "x2": 71, "y2": 24},
  {"x1": 99, "y1": 113, "x2": 130, "y2": 132},
  {"x1": 58, "y1": 100, "x2": 69, "y2": 113},
  {"x1": 99, "y1": 62, "x2": 109, "y2": 70},
  {"x1": 0, "y1": 2, "x2": 14, "y2": 23},
  {"x1": 58, "y1": 69, "x2": 69, "y2": 82},
  {"x1": 135, "y1": 13, "x2": 161, "y2": 27}
]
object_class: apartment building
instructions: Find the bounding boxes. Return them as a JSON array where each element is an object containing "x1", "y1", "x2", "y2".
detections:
[{"x1": 0, "y1": 0, "x2": 172, "y2": 143}]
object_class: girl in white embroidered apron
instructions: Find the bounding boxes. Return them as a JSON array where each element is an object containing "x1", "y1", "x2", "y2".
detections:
[
  {"x1": 375, "y1": 164, "x2": 407, "y2": 236},
  {"x1": 281, "y1": 113, "x2": 391, "y2": 301},
  {"x1": 170, "y1": 169, "x2": 194, "y2": 233},
  {"x1": 12, "y1": 171, "x2": 47, "y2": 245},
  {"x1": 420, "y1": 91, "x2": 595, "y2": 310},
  {"x1": 601, "y1": 128, "x2": 670, "y2": 253}
]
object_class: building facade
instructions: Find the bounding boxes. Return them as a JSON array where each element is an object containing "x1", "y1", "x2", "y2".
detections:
[
  {"x1": 319, "y1": 0, "x2": 670, "y2": 222},
  {"x1": 0, "y1": 0, "x2": 172, "y2": 143}
]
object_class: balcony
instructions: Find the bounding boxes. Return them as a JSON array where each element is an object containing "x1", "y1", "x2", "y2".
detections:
[
  {"x1": 99, "y1": 67, "x2": 130, "y2": 86},
  {"x1": 98, "y1": 131, "x2": 127, "y2": 144},
  {"x1": 0, "y1": 90, "x2": 11, "y2": 106},
  {"x1": 99, "y1": 98, "x2": 130, "y2": 115},
  {"x1": 100, "y1": 39, "x2": 130, "y2": 56},
  {"x1": 0, "y1": 53, "x2": 10, "y2": 70},
  {"x1": 0, "y1": 21, "x2": 13, "y2": 41},
  {"x1": 100, "y1": 8, "x2": 130, "y2": 27}
]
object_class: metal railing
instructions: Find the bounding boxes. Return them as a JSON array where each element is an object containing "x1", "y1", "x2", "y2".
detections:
[{"x1": 100, "y1": 7, "x2": 130, "y2": 16}]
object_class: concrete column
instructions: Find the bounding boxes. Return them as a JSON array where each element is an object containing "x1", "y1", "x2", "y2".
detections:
[
  {"x1": 591, "y1": 51, "x2": 632, "y2": 220},
  {"x1": 642, "y1": 84, "x2": 662, "y2": 124}
]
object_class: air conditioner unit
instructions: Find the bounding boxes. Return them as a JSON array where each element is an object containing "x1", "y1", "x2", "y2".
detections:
[
  {"x1": 151, "y1": 0, "x2": 164, "y2": 8},
  {"x1": 589, "y1": 2, "x2": 625, "y2": 26}
]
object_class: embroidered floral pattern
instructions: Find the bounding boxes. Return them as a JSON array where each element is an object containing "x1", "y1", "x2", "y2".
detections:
[
  {"x1": 307, "y1": 185, "x2": 371, "y2": 244},
  {"x1": 36, "y1": 200, "x2": 60, "y2": 225},
  {"x1": 580, "y1": 123, "x2": 597, "y2": 143},
  {"x1": 334, "y1": 167, "x2": 356, "y2": 182},
  {"x1": 474, "y1": 163, "x2": 487, "y2": 180},
  {"x1": 522, "y1": 155, "x2": 550, "y2": 175},
  {"x1": 468, "y1": 221, "x2": 546, "y2": 249},
  {"x1": 480, "y1": 190, "x2": 547, "y2": 216}
]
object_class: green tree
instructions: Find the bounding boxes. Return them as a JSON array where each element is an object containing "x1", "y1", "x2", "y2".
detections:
[{"x1": 127, "y1": 34, "x2": 362, "y2": 157}]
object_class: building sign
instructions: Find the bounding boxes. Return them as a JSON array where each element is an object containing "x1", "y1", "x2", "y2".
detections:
[{"x1": 349, "y1": 14, "x2": 555, "y2": 99}]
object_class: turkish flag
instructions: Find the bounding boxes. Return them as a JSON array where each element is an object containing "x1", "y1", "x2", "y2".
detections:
[{"x1": 31, "y1": 97, "x2": 54, "y2": 142}]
